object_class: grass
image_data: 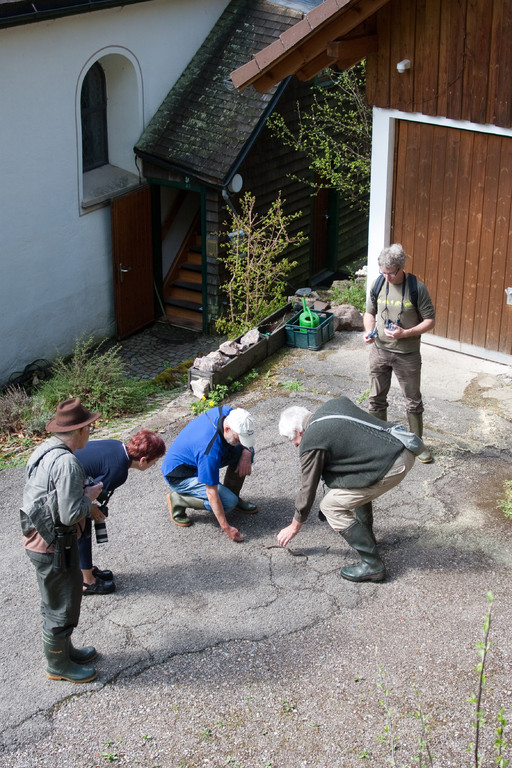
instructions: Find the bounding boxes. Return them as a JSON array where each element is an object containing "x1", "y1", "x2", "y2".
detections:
[
  {"x1": 498, "y1": 480, "x2": 512, "y2": 519},
  {"x1": 0, "y1": 336, "x2": 168, "y2": 468}
]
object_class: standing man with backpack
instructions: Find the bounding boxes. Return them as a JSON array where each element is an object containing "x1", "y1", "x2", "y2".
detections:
[
  {"x1": 363, "y1": 243, "x2": 435, "y2": 463},
  {"x1": 21, "y1": 398, "x2": 104, "y2": 683}
]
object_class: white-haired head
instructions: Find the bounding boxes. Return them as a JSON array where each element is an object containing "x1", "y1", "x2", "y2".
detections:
[{"x1": 278, "y1": 406, "x2": 312, "y2": 440}]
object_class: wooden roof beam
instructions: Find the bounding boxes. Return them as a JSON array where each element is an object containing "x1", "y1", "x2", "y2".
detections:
[
  {"x1": 231, "y1": 0, "x2": 389, "y2": 93},
  {"x1": 295, "y1": 33, "x2": 379, "y2": 80}
]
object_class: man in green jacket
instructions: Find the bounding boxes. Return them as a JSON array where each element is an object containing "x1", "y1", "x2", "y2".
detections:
[
  {"x1": 277, "y1": 396, "x2": 416, "y2": 583},
  {"x1": 21, "y1": 398, "x2": 103, "y2": 683}
]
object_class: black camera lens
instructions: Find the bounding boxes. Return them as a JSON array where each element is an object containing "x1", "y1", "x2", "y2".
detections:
[{"x1": 94, "y1": 520, "x2": 108, "y2": 544}]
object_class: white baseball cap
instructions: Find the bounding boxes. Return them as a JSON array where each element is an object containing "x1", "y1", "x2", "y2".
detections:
[{"x1": 226, "y1": 408, "x2": 255, "y2": 448}]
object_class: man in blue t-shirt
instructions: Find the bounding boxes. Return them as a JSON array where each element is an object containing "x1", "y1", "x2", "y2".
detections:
[{"x1": 161, "y1": 406, "x2": 256, "y2": 542}]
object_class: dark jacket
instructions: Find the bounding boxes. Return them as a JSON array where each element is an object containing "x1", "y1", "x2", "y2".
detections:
[{"x1": 295, "y1": 397, "x2": 404, "y2": 522}]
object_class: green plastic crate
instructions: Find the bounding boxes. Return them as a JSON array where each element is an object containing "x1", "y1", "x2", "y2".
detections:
[{"x1": 285, "y1": 310, "x2": 334, "y2": 350}]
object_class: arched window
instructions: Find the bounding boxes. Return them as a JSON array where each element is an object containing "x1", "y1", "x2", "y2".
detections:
[{"x1": 81, "y1": 62, "x2": 108, "y2": 172}]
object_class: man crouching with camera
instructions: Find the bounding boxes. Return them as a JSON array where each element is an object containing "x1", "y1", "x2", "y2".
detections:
[{"x1": 75, "y1": 429, "x2": 166, "y2": 595}]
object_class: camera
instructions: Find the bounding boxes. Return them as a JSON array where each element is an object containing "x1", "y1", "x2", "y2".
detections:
[
  {"x1": 384, "y1": 318, "x2": 401, "y2": 330},
  {"x1": 94, "y1": 513, "x2": 108, "y2": 544},
  {"x1": 94, "y1": 500, "x2": 109, "y2": 544},
  {"x1": 85, "y1": 478, "x2": 109, "y2": 543}
]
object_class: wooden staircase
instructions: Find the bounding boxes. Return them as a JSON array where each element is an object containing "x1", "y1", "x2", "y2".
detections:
[{"x1": 162, "y1": 216, "x2": 204, "y2": 332}]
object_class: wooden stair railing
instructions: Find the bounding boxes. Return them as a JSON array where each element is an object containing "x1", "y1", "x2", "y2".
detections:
[{"x1": 162, "y1": 213, "x2": 203, "y2": 332}]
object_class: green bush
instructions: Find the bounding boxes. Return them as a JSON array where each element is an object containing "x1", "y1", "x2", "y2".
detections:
[
  {"x1": 215, "y1": 192, "x2": 303, "y2": 339},
  {"x1": 35, "y1": 337, "x2": 157, "y2": 419},
  {"x1": 329, "y1": 278, "x2": 366, "y2": 312},
  {"x1": 189, "y1": 370, "x2": 259, "y2": 415}
]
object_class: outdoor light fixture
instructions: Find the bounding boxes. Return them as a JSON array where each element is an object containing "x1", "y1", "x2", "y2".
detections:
[
  {"x1": 228, "y1": 174, "x2": 243, "y2": 194},
  {"x1": 397, "y1": 59, "x2": 411, "y2": 73}
]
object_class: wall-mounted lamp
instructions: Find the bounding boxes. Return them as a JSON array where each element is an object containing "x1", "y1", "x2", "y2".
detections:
[
  {"x1": 228, "y1": 174, "x2": 243, "y2": 194},
  {"x1": 397, "y1": 59, "x2": 411, "y2": 73}
]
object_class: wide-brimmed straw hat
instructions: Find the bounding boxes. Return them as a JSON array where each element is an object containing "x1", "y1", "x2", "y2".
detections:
[{"x1": 45, "y1": 397, "x2": 101, "y2": 433}]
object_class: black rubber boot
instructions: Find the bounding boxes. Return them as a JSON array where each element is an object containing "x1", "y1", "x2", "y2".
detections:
[
  {"x1": 223, "y1": 466, "x2": 258, "y2": 513},
  {"x1": 43, "y1": 632, "x2": 97, "y2": 683},
  {"x1": 354, "y1": 502, "x2": 376, "y2": 545},
  {"x1": 340, "y1": 520, "x2": 386, "y2": 583},
  {"x1": 407, "y1": 412, "x2": 433, "y2": 463}
]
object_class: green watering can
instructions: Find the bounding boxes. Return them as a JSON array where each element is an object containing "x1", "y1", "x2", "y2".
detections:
[{"x1": 299, "y1": 297, "x2": 320, "y2": 332}]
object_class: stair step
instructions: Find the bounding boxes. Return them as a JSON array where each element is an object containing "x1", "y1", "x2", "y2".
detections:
[
  {"x1": 173, "y1": 280, "x2": 202, "y2": 293},
  {"x1": 169, "y1": 286, "x2": 203, "y2": 303},
  {"x1": 164, "y1": 298, "x2": 203, "y2": 313},
  {"x1": 182, "y1": 262, "x2": 201, "y2": 273},
  {"x1": 186, "y1": 251, "x2": 202, "y2": 265}
]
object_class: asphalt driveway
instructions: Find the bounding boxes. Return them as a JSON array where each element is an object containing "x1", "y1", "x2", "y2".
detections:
[{"x1": 1, "y1": 332, "x2": 511, "y2": 768}]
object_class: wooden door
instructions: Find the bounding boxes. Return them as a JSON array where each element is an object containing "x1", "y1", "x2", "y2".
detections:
[
  {"x1": 111, "y1": 185, "x2": 154, "y2": 340},
  {"x1": 312, "y1": 185, "x2": 330, "y2": 275},
  {"x1": 391, "y1": 120, "x2": 512, "y2": 355}
]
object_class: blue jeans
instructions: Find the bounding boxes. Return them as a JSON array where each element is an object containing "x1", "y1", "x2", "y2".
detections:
[
  {"x1": 165, "y1": 444, "x2": 250, "y2": 512},
  {"x1": 166, "y1": 476, "x2": 239, "y2": 513},
  {"x1": 78, "y1": 517, "x2": 93, "y2": 570}
]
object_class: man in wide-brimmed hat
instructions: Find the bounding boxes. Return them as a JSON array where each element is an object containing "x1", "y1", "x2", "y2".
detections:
[{"x1": 21, "y1": 397, "x2": 104, "y2": 683}]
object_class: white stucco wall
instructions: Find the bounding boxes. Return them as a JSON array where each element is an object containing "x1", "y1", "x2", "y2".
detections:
[{"x1": 0, "y1": 0, "x2": 229, "y2": 384}]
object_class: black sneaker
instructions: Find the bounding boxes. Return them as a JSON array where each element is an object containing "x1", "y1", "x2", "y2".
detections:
[
  {"x1": 83, "y1": 579, "x2": 116, "y2": 595},
  {"x1": 92, "y1": 566, "x2": 114, "y2": 581}
]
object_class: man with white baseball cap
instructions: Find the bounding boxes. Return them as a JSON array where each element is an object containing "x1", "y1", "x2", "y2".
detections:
[{"x1": 161, "y1": 405, "x2": 256, "y2": 542}]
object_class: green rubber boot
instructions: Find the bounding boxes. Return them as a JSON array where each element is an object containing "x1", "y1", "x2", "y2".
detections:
[
  {"x1": 370, "y1": 409, "x2": 387, "y2": 421},
  {"x1": 407, "y1": 412, "x2": 433, "y2": 463},
  {"x1": 224, "y1": 466, "x2": 258, "y2": 514},
  {"x1": 180, "y1": 495, "x2": 206, "y2": 510},
  {"x1": 354, "y1": 502, "x2": 376, "y2": 545},
  {"x1": 340, "y1": 520, "x2": 386, "y2": 583},
  {"x1": 43, "y1": 632, "x2": 97, "y2": 683},
  {"x1": 69, "y1": 640, "x2": 97, "y2": 664},
  {"x1": 167, "y1": 491, "x2": 193, "y2": 527}
]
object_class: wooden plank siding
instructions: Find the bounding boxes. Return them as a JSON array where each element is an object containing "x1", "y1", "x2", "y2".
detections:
[
  {"x1": 237, "y1": 76, "x2": 369, "y2": 288},
  {"x1": 367, "y1": 0, "x2": 512, "y2": 131},
  {"x1": 391, "y1": 120, "x2": 512, "y2": 354}
]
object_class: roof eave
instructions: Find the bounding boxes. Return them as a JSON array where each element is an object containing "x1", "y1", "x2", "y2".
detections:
[
  {"x1": 0, "y1": 0, "x2": 153, "y2": 29},
  {"x1": 135, "y1": 78, "x2": 291, "y2": 190},
  {"x1": 231, "y1": 0, "x2": 390, "y2": 93}
]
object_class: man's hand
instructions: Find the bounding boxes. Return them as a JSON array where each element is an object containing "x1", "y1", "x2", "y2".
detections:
[
  {"x1": 206, "y1": 484, "x2": 244, "y2": 542},
  {"x1": 383, "y1": 324, "x2": 404, "y2": 339},
  {"x1": 362, "y1": 313, "x2": 377, "y2": 344},
  {"x1": 84, "y1": 481, "x2": 103, "y2": 501},
  {"x1": 277, "y1": 519, "x2": 302, "y2": 548},
  {"x1": 224, "y1": 525, "x2": 244, "y2": 542},
  {"x1": 89, "y1": 503, "x2": 106, "y2": 522},
  {"x1": 236, "y1": 448, "x2": 253, "y2": 477}
]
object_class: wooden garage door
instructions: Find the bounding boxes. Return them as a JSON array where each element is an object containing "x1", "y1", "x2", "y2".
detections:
[{"x1": 391, "y1": 120, "x2": 512, "y2": 355}]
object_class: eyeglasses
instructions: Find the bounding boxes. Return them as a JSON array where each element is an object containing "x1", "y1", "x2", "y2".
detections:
[{"x1": 379, "y1": 270, "x2": 398, "y2": 278}]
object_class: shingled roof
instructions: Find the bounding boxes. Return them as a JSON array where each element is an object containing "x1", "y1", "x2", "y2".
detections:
[{"x1": 134, "y1": 0, "x2": 304, "y2": 189}]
